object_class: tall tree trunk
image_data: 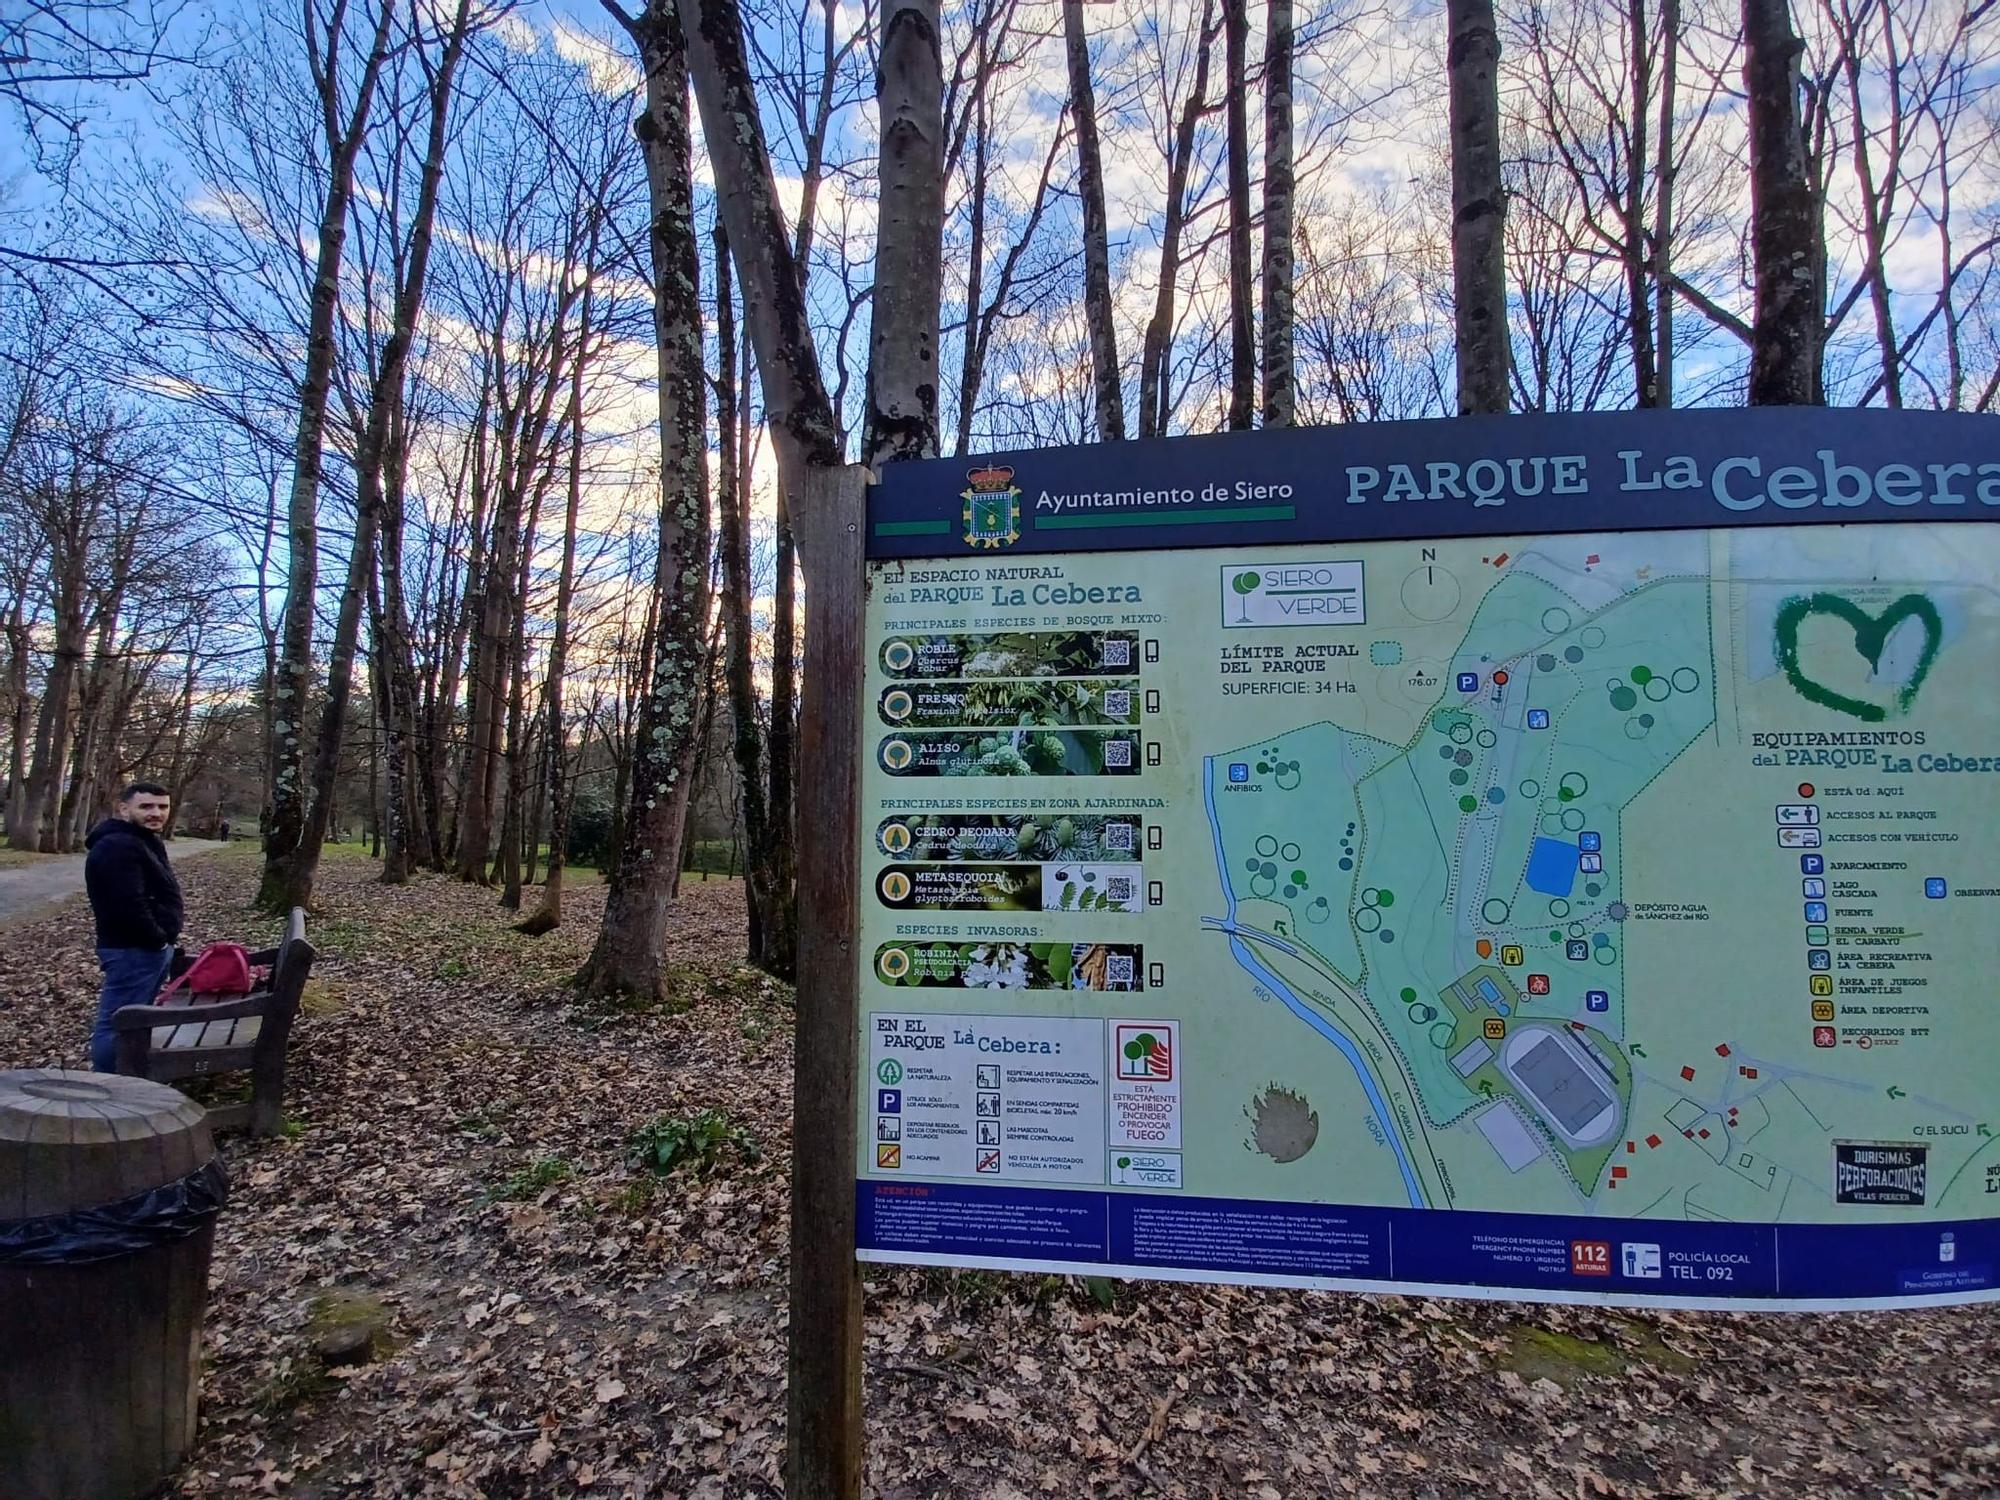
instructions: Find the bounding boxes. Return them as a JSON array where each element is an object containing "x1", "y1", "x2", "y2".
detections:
[
  {"x1": 260, "y1": 0, "x2": 399, "y2": 909},
  {"x1": 427, "y1": 424, "x2": 488, "y2": 870},
  {"x1": 376, "y1": 390, "x2": 424, "y2": 883},
  {"x1": 672, "y1": 612, "x2": 726, "y2": 899},
  {"x1": 1742, "y1": 0, "x2": 1823, "y2": 405},
  {"x1": 14, "y1": 577, "x2": 86, "y2": 852},
  {"x1": 55, "y1": 613, "x2": 118, "y2": 852},
  {"x1": 1626, "y1": 0, "x2": 1660, "y2": 408},
  {"x1": 762, "y1": 481, "x2": 799, "y2": 975},
  {"x1": 523, "y1": 734, "x2": 545, "y2": 886},
  {"x1": 953, "y1": 21, "x2": 990, "y2": 456},
  {"x1": 865, "y1": 0, "x2": 943, "y2": 467},
  {"x1": 4, "y1": 602, "x2": 33, "y2": 838},
  {"x1": 516, "y1": 325, "x2": 588, "y2": 934},
  {"x1": 1062, "y1": 0, "x2": 1125, "y2": 440},
  {"x1": 1223, "y1": 0, "x2": 1255, "y2": 430},
  {"x1": 1138, "y1": 3, "x2": 1214, "y2": 438},
  {"x1": 289, "y1": 496, "x2": 377, "y2": 901},
  {"x1": 1260, "y1": 0, "x2": 1294, "y2": 427},
  {"x1": 1654, "y1": 0, "x2": 1678, "y2": 408},
  {"x1": 1446, "y1": 0, "x2": 1510, "y2": 414},
  {"x1": 56, "y1": 692, "x2": 97, "y2": 852},
  {"x1": 581, "y1": 0, "x2": 712, "y2": 999},
  {"x1": 367, "y1": 660, "x2": 383, "y2": 857},
  {"x1": 713, "y1": 220, "x2": 775, "y2": 962},
  {"x1": 496, "y1": 604, "x2": 531, "y2": 908},
  {"x1": 1837, "y1": 10, "x2": 1900, "y2": 407},
  {"x1": 275, "y1": 0, "x2": 476, "y2": 913},
  {"x1": 455, "y1": 489, "x2": 517, "y2": 882},
  {"x1": 956, "y1": 117, "x2": 1066, "y2": 456},
  {"x1": 496, "y1": 472, "x2": 548, "y2": 908}
]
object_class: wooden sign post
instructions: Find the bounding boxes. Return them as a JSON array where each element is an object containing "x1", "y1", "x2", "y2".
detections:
[{"x1": 787, "y1": 463, "x2": 869, "y2": 1500}]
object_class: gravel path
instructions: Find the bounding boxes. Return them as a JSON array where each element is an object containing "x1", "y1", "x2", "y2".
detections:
[{"x1": 0, "y1": 838, "x2": 229, "y2": 930}]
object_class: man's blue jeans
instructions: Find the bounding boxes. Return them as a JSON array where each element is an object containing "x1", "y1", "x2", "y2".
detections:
[{"x1": 91, "y1": 946, "x2": 172, "y2": 1072}]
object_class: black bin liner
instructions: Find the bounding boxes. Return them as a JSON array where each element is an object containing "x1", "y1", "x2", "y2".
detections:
[{"x1": 0, "y1": 1157, "x2": 229, "y2": 1265}]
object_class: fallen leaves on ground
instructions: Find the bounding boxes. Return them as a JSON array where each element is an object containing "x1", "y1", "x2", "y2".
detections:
[{"x1": 1, "y1": 847, "x2": 1995, "y2": 1497}]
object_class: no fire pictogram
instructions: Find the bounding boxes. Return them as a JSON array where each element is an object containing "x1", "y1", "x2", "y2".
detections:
[{"x1": 1116, "y1": 1025, "x2": 1173, "y2": 1080}]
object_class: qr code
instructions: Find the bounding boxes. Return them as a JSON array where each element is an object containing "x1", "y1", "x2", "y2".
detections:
[
  {"x1": 1103, "y1": 689, "x2": 1131, "y2": 718},
  {"x1": 1106, "y1": 953, "x2": 1135, "y2": 987},
  {"x1": 1103, "y1": 737, "x2": 1133, "y2": 768},
  {"x1": 1101, "y1": 637, "x2": 1132, "y2": 667},
  {"x1": 1106, "y1": 876, "x2": 1134, "y2": 903},
  {"x1": 1104, "y1": 821, "x2": 1134, "y2": 851}
]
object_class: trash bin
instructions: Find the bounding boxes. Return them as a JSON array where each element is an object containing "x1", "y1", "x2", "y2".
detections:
[{"x1": 0, "y1": 1069, "x2": 228, "y2": 1500}]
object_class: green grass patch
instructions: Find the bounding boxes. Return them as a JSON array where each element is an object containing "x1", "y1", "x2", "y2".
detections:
[
  {"x1": 627, "y1": 1108, "x2": 759, "y2": 1177},
  {"x1": 678, "y1": 840, "x2": 743, "y2": 878},
  {"x1": 299, "y1": 978, "x2": 347, "y2": 1016},
  {"x1": 1499, "y1": 1320, "x2": 1691, "y2": 1388},
  {"x1": 485, "y1": 1155, "x2": 575, "y2": 1203}
]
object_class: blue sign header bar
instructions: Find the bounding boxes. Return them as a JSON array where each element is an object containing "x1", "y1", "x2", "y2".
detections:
[{"x1": 868, "y1": 408, "x2": 2000, "y2": 559}]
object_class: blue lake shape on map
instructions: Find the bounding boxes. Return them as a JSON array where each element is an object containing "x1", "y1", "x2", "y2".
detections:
[{"x1": 1525, "y1": 837, "x2": 1579, "y2": 898}]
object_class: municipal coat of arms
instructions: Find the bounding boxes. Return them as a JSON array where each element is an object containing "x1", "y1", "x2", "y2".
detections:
[{"x1": 961, "y1": 464, "x2": 1021, "y2": 549}]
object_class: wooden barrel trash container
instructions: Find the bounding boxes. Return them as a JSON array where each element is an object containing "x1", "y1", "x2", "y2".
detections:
[{"x1": 0, "y1": 1068, "x2": 228, "y2": 1500}]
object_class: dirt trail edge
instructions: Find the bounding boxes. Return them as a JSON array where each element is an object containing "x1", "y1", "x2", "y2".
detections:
[{"x1": 0, "y1": 839, "x2": 229, "y2": 931}]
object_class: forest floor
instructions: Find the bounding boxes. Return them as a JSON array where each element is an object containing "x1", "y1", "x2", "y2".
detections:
[{"x1": 2, "y1": 846, "x2": 1997, "y2": 1498}]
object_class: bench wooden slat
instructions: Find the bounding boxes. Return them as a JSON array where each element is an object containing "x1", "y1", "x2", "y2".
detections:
[{"x1": 152, "y1": 1013, "x2": 265, "y2": 1052}]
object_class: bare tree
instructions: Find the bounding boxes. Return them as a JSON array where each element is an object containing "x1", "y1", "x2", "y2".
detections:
[
  {"x1": 258, "y1": 0, "x2": 399, "y2": 910},
  {"x1": 1062, "y1": 0, "x2": 1126, "y2": 439},
  {"x1": 274, "y1": 0, "x2": 485, "y2": 912},
  {"x1": 949, "y1": 59, "x2": 1071, "y2": 454},
  {"x1": 578, "y1": 0, "x2": 712, "y2": 999},
  {"x1": 1137, "y1": 0, "x2": 1218, "y2": 438}
]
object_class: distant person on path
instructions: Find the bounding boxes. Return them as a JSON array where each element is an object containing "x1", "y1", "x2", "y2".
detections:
[{"x1": 84, "y1": 781, "x2": 184, "y2": 1072}]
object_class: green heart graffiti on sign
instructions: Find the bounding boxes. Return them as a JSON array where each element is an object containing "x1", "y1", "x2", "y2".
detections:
[{"x1": 1773, "y1": 592, "x2": 1942, "y2": 723}]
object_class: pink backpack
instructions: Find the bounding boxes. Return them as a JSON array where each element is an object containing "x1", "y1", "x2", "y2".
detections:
[{"x1": 156, "y1": 942, "x2": 256, "y2": 1003}]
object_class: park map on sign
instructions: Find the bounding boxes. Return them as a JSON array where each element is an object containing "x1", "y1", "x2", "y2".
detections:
[
  {"x1": 858, "y1": 517, "x2": 2000, "y2": 1269},
  {"x1": 1200, "y1": 526, "x2": 1997, "y2": 1225}
]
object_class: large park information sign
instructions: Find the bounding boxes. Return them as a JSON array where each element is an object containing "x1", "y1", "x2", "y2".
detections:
[{"x1": 853, "y1": 409, "x2": 2000, "y2": 1308}]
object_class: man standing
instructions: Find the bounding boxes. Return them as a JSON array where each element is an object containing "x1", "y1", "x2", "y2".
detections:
[{"x1": 84, "y1": 781, "x2": 184, "y2": 1072}]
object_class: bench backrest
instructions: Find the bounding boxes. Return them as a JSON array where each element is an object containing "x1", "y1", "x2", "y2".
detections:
[{"x1": 262, "y1": 907, "x2": 316, "y2": 1030}]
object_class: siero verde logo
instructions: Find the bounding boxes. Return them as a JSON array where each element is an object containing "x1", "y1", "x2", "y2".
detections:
[{"x1": 1222, "y1": 561, "x2": 1365, "y2": 628}]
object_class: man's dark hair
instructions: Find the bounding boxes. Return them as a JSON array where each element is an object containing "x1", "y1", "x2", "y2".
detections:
[{"x1": 118, "y1": 781, "x2": 170, "y2": 802}]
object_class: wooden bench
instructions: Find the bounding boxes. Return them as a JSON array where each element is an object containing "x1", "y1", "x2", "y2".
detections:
[{"x1": 110, "y1": 908, "x2": 317, "y2": 1137}]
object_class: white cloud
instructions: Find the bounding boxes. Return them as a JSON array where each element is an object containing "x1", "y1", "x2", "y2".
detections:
[{"x1": 550, "y1": 17, "x2": 642, "y2": 97}]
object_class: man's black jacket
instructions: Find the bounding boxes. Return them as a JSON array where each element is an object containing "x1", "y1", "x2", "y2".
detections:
[{"x1": 83, "y1": 818, "x2": 184, "y2": 950}]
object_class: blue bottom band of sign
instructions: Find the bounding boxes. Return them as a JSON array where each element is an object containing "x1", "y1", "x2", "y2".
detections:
[{"x1": 855, "y1": 1179, "x2": 2000, "y2": 1310}]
